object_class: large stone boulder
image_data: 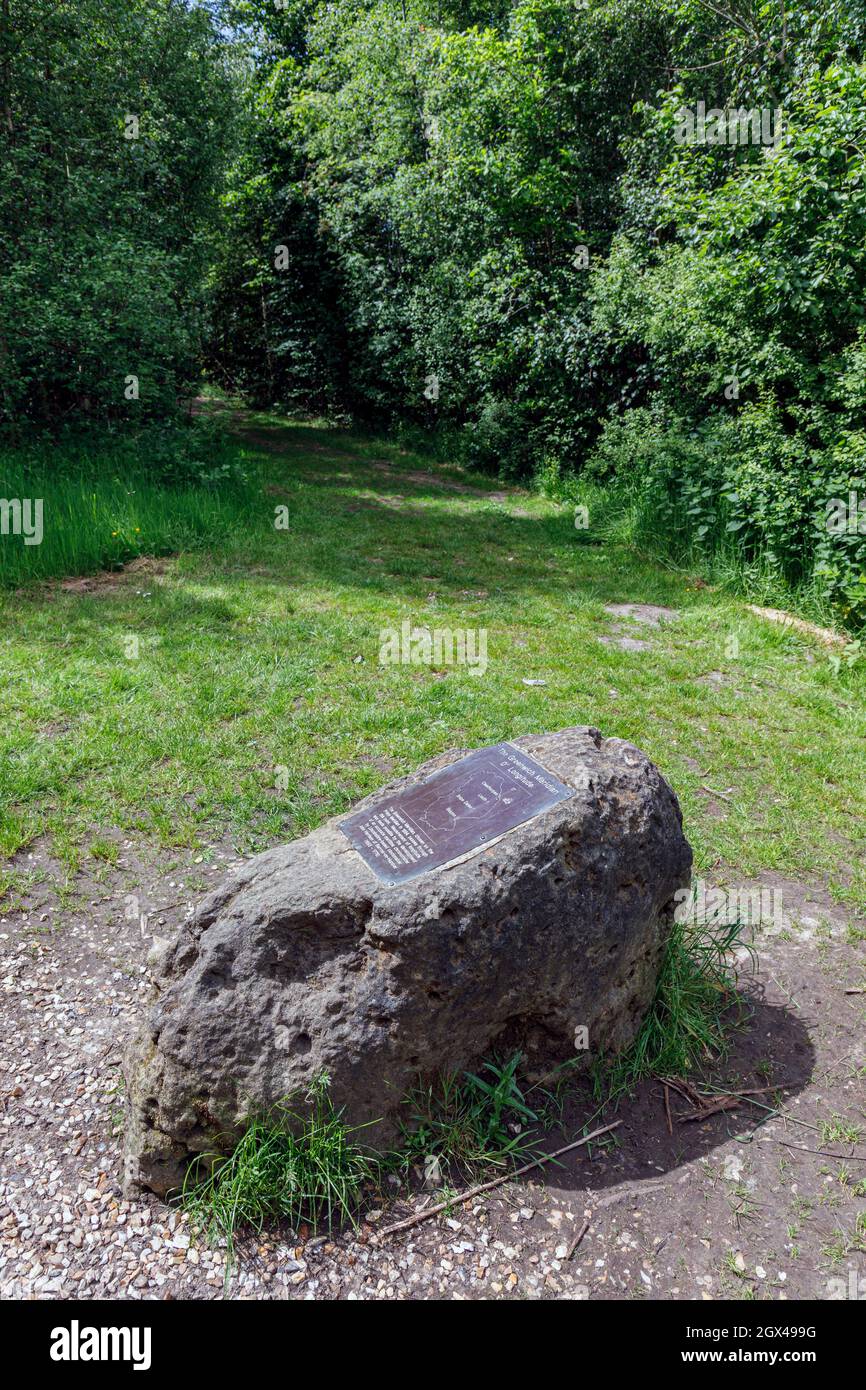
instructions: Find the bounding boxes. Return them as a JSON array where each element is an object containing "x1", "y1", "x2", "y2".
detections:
[{"x1": 123, "y1": 727, "x2": 691, "y2": 1195}]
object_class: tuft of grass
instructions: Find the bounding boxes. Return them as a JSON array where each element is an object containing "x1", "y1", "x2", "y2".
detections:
[
  {"x1": 593, "y1": 913, "x2": 753, "y2": 1101},
  {"x1": 89, "y1": 836, "x2": 119, "y2": 864},
  {"x1": 179, "y1": 1075, "x2": 379, "y2": 1261},
  {"x1": 398, "y1": 1051, "x2": 541, "y2": 1177},
  {"x1": 820, "y1": 1114, "x2": 862, "y2": 1146}
]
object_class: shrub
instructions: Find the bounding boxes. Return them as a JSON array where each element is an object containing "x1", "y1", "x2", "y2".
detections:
[
  {"x1": 585, "y1": 401, "x2": 866, "y2": 631},
  {"x1": 459, "y1": 398, "x2": 537, "y2": 480}
]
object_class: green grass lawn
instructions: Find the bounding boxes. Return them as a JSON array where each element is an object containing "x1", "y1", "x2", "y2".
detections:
[{"x1": 1, "y1": 408, "x2": 864, "y2": 911}]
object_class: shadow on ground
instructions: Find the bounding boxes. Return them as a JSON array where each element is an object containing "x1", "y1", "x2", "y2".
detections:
[{"x1": 545, "y1": 992, "x2": 815, "y2": 1196}]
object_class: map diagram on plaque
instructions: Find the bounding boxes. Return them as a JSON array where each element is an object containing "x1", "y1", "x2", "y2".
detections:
[{"x1": 339, "y1": 742, "x2": 574, "y2": 886}]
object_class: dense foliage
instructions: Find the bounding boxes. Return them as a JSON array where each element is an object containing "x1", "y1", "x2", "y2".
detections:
[
  {"x1": 3, "y1": 1, "x2": 865, "y2": 624},
  {"x1": 0, "y1": 0, "x2": 233, "y2": 428},
  {"x1": 202, "y1": 0, "x2": 866, "y2": 624}
]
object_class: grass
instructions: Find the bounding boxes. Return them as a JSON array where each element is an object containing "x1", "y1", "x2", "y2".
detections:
[
  {"x1": 594, "y1": 914, "x2": 752, "y2": 1101},
  {"x1": 819, "y1": 1115, "x2": 863, "y2": 1146},
  {"x1": 1, "y1": 403, "x2": 864, "y2": 906},
  {"x1": 2, "y1": 407, "x2": 861, "y2": 1284},
  {"x1": 180, "y1": 1052, "x2": 551, "y2": 1260},
  {"x1": 179, "y1": 1075, "x2": 379, "y2": 1260},
  {"x1": 398, "y1": 1051, "x2": 543, "y2": 1177},
  {"x1": 540, "y1": 464, "x2": 864, "y2": 641},
  {"x1": 0, "y1": 423, "x2": 257, "y2": 588},
  {"x1": 179, "y1": 901, "x2": 752, "y2": 1258},
  {"x1": 177, "y1": 1053, "x2": 564, "y2": 1259},
  {"x1": 179, "y1": 1062, "x2": 544, "y2": 1263}
]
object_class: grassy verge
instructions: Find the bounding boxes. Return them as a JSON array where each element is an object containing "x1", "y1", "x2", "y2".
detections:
[
  {"x1": 0, "y1": 423, "x2": 257, "y2": 588},
  {"x1": 542, "y1": 470, "x2": 864, "y2": 643}
]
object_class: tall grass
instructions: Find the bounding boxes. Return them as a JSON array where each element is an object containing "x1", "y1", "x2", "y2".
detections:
[
  {"x1": 0, "y1": 426, "x2": 258, "y2": 587},
  {"x1": 179, "y1": 1077, "x2": 379, "y2": 1262},
  {"x1": 593, "y1": 914, "x2": 754, "y2": 1102},
  {"x1": 545, "y1": 472, "x2": 859, "y2": 634},
  {"x1": 535, "y1": 412, "x2": 864, "y2": 638}
]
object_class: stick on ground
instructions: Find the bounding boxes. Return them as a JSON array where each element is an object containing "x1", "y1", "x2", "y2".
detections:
[
  {"x1": 565, "y1": 1218, "x2": 590, "y2": 1261},
  {"x1": 377, "y1": 1121, "x2": 622, "y2": 1239},
  {"x1": 699, "y1": 785, "x2": 733, "y2": 802}
]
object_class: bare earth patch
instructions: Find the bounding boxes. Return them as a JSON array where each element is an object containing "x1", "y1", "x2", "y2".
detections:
[
  {"x1": 1, "y1": 845, "x2": 863, "y2": 1301},
  {"x1": 13, "y1": 555, "x2": 171, "y2": 600},
  {"x1": 599, "y1": 604, "x2": 679, "y2": 652},
  {"x1": 370, "y1": 460, "x2": 515, "y2": 502},
  {"x1": 603, "y1": 603, "x2": 680, "y2": 627}
]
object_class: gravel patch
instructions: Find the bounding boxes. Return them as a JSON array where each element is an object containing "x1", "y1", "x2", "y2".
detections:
[{"x1": 2, "y1": 843, "x2": 863, "y2": 1300}]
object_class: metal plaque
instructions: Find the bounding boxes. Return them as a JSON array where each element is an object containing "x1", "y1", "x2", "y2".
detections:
[{"x1": 340, "y1": 742, "x2": 574, "y2": 886}]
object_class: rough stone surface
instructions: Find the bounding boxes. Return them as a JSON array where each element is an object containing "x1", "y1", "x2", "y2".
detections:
[{"x1": 123, "y1": 727, "x2": 692, "y2": 1196}]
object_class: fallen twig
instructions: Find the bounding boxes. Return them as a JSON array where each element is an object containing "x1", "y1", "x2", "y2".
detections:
[
  {"x1": 681, "y1": 1095, "x2": 742, "y2": 1123},
  {"x1": 760, "y1": 1138, "x2": 866, "y2": 1163},
  {"x1": 377, "y1": 1122, "x2": 622, "y2": 1239},
  {"x1": 565, "y1": 1219, "x2": 590, "y2": 1261},
  {"x1": 745, "y1": 604, "x2": 846, "y2": 651},
  {"x1": 845, "y1": 988, "x2": 865, "y2": 995},
  {"x1": 656, "y1": 1075, "x2": 705, "y2": 1108},
  {"x1": 656, "y1": 1078, "x2": 779, "y2": 1125},
  {"x1": 593, "y1": 1179, "x2": 667, "y2": 1210},
  {"x1": 699, "y1": 785, "x2": 734, "y2": 802},
  {"x1": 728, "y1": 1087, "x2": 779, "y2": 1097},
  {"x1": 694, "y1": 1085, "x2": 823, "y2": 1136}
]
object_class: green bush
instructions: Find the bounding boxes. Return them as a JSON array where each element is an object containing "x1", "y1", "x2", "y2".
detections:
[
  {"x1": 459, "y1": 398, "x2": 537, "y2": 480},
  {"x1": 458, "y1": 400, "x2": 539, "y2": 480},
  {"x1": 1, "y1": 0, "x2": 233, "y2": 431},
  {"x1": 813, "y1": 431, "x2": 866, "y2": 630},
  {"x1": 584, "y1": 401, "x2": 866, "y2": 631}
]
